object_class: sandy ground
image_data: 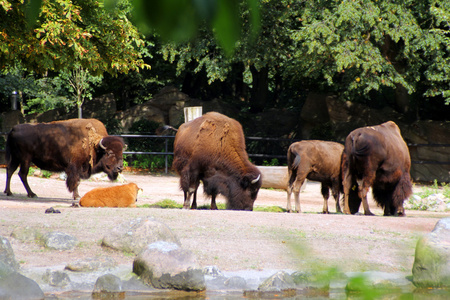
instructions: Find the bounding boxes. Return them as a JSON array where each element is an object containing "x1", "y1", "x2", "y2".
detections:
[{"x1": 0, "y1": 168, "x2": 447, "y2": 276}]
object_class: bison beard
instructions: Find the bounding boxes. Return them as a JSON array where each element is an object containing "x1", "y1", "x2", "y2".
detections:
[
  {"x1": 79, "y1": 183, "x2": 142, "y2": 207},
  {"x1": 342, "y1": 121, "x2": 413, "y2": 216},
  {"x1": 4, "y1": 119, "x2": 125, "y2": 199},
  {"x1": 173, "y1": 112, "x2": 262, "y2": 210}
]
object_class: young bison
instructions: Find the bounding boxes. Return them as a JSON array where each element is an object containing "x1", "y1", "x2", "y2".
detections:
[
  {"x1": 79, "y1": 183, "x2": 142, "y2": 208},
  {"x1": 287, "y1": 140, "x2": 344, "y2": 213}
]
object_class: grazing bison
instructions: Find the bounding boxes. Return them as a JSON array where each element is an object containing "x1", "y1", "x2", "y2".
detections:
[
  {"x1": 287, "y1": 140, "x2": 344, "y2": 213},
  {"x1": 342, "y1": 121, "x2": 412, "y2": 216},
  {"x1": 172, "y1": 112, "x2": 262, "y2": 210},
  {"x1": 4, "y1": 118, "x2": 125, "y2": 199},
  {"x1": 79, "y1": 183, "x2": 142, "y2": 207}
]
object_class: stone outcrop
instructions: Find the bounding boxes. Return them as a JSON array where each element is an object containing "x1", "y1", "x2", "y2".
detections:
[
  {"x1": 0, "y1": 236, "x2": 45, "y2": 299},
  {"x1": 101, "y1": 216, "x2": 180, "y2": 255},
  {"x1": 302, "y1": 94, "x2": 450, "y2": 182},
  {"x1": 39, "y1": 231, "x2": 78, "y2": 250},
  {"x1": 412, "y1": 217, "x2": 450, "y2": 288},
  {"x1": 133, "y1": 241, "x2": 206, "y2": 291}
]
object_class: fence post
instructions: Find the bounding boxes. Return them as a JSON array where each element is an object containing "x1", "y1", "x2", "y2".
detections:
[{"x1": 165, "y1": 137, "x2": 169, "y2": 174}]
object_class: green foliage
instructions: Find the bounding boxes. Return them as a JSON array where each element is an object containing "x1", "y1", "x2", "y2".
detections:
[
  {"x1": 126, "y1": 119, "x2": 173, "y2": 171},
  {"x1": 408, "y1": 180, "x2": 450, "y2": 211},
  {"x1": 128, "y1": 0, "x2": 260, "y2": 56},
  {"x1": 1, "y1": 0, "x2": 149, "y2": 75},
  {"x1": 262, "y1": 158, "x2": 279, "y2": 166}
]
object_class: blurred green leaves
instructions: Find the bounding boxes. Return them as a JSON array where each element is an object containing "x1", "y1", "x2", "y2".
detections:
[{"x1": 127, "y1": 0, "x2": 260, "y2": 56}]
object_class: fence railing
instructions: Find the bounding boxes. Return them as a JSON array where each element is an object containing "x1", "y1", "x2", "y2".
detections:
[{"x1": 1, "y1": 133, "x2": 450, "y2": 174}]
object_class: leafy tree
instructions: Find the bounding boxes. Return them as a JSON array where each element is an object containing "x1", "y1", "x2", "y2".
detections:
[
  {"x1": 288, "y1": 0, "x2": 450, "y2": 111},
  {"x1": 151, "y1": 0, "x2": 450, "y2": 120},
  {"x1": 1, "y1": 0, "x2": 149, "y2": 74},
  {"x1": 0, "y1": 0, "x2": 149, "y2": 115}
]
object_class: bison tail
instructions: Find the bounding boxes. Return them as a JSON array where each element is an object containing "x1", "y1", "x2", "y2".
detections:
[
  {"x1": 393, "y1": 172, "x2": 413, "y2": 207},
  {"x1": 287, "y1": 150, "x2": 301, "y2": 186},
  {"x1": 4, "y1": 132, "x2": 12, "y2": 165}
]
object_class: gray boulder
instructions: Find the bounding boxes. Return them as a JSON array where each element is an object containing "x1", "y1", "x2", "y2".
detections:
[
  {"x1": 65, "y1": 257, "x2": 117, "y2": 272},
  {"x1": 92, "y1": 274, "x2": 123, "y2": 293},
  {"x1": 40, "y1": 232, "x2": 78, "y2": 250},
  {"x1": 413, "y1": 217, "x2": 450, "y2": 288},
  {"x1": 101, "y1": 216, "x2": 180, "y2": 255},
  {"x1": 258, "y1": 271, "x2": 296, "y2": 292},
  {"x1": 42, "y1": 269, "x2": 71, "y2": 287},
  {"x1": 133, "y1": 241, "x2": 205, "y2": 291},
  {"x1": 0, "y1": 236, "x2": 19, "y2": 272},
  {"x1": 0, "y1": 271, "x2": 44, "y2": 300}
]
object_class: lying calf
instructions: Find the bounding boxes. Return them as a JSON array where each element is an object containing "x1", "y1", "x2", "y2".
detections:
[{"x1": 79, "y1": 183, "x2": 142, "y2": 207}]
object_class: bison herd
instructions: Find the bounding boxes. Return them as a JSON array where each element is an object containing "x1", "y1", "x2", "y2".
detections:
[{"x1": 3, "y1": 113, "x2": 412, "y2": 216}]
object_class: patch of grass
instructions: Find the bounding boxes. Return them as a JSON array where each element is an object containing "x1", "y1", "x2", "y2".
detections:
[
  {"x1": 138, "y1": 199, "x2": 183, "y2": 209},
  {"x1": 254, "y1": 206, "x2": 286, "y2": 213},
  {"x1": 197, "y1": 203, "x2": 226, "y2": 210}
]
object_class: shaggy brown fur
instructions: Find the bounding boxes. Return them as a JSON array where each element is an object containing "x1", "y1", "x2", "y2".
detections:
[
  {"x1": 172, "y1": 112, "x2": 262, "y2": 210},
  {"x1": 287, "y1": 140, "x2": 344, "y2": 213},
  {"x1": 4, "y1": 118, "x2": 125, "y2": 199},
  {"x1": 79, "y1": 183, "x2": 142, "y2": 207},
  {"x1": 342, "y1": 121, "x2": 412, "y2": 216}
]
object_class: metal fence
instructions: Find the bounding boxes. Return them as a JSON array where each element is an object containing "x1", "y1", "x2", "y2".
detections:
[{"x1": 1, "y1": 132, "x2": 449, "y2": 174}]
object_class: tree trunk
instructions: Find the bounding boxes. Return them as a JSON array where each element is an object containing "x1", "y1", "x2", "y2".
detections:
[{"x1": 249, "y1": 65, "x2": 269, "y2": 113}]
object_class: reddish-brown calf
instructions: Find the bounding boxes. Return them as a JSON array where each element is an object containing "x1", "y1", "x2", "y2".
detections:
[{"x1": 79, "y1": 183, "x2": 142, "y2": 208}]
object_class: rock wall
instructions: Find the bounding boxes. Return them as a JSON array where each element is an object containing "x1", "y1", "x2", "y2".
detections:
[{"x1": 301, "y1": 94, "x2": 450, "y2": 183}]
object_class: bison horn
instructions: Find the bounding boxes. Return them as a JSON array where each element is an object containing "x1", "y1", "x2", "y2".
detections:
[
  {"x1": 251, "y1": 174, "x2": 261, "y2": 184},
  {"x1": 99, "y1": 138, "x2": 107, "y2": 150}
]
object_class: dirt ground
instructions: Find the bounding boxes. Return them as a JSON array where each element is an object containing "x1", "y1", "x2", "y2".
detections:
[{"x1": 0, "y1": 168, "x2": 447, "y2": 275}]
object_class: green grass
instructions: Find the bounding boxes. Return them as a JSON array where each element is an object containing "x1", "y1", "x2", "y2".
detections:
[
  {"x1": 138, "y1": 200, "x2": 286, "y2": 212},
  {"x1": 138, "y1": 199, "x2": 183, "y2": 209}
]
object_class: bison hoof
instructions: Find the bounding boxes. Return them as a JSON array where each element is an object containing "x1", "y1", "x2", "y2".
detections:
[
  {"x1": 5, "y1": 191, "x2": 12, "y2": 196},
  {"x1": 27, "y1": 193, "x2": 37, "y2": 198},
  {"x1": 364, "y1": 211, "x2": 375, "y2": 216}
]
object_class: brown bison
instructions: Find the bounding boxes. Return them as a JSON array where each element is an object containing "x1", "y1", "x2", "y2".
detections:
[
  {"x1": 4, "y1": 118, "x2": 125, "y2": 199},
  {"x1": 79, "y1": 183, "x2": 142, "y2": 207},
  {"x1": 172, "y1": 112, "x2": 262, "y2": 210},
  {"x1": 287, "y1": 140, "x2": 344, "y2": 213},
  {"x1": 342, "y1": 121, "x2": 412, "y2": 216}
]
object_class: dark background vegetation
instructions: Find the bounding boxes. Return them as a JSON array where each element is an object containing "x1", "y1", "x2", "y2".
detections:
[{"x1": 1, "y1": 0, "x2": 450, "y2": 172}]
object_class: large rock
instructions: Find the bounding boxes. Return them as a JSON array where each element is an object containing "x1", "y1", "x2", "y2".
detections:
[
  {"x1": 40, "y1": 232, "x2": 78, "y2": 250},
  {"x1": 258, "y1": 271, "x2": 296, "y2": 292},
  {"x1": 412, "y1": 218, "x2": 450, "y2": 288},
  {"x1": 0, "y1": 236, "x2": 20, "y2": 273},
  {"x1": 133, "y1": 241, "x2": 205, "y2": 291},
  {"x1": 0, "y1": 271, "x2": 44, "y2": 299},
  {"x1": 65, "y1": 257, "x2": 117, "y2": 272},
  {"x1": 101, "y1": 216, "x2": 180, "y2": 255},
  {"x1": 257, "y1": 166, "x2": 289, "y2": 190}
]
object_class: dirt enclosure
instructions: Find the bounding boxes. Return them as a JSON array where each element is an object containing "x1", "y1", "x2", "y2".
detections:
[{"x1": 0, "y1": 168, "x2": 447, "y2": 276}]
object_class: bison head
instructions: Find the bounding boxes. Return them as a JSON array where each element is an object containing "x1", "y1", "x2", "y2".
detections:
[
  {"x1": 203, "y1": 170, "x2": 262, "y2": 211},
  {"x1": 96, "y1": 136, "x2": 125, "y2": 180}
]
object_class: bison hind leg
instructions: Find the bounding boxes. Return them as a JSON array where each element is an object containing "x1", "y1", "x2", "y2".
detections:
[
  {"x1": 321, "y1": 183, "x2": 330, "y2": 214},
  {"x1": 18, "y1": 164, "x2": 37, "y2": 198}
]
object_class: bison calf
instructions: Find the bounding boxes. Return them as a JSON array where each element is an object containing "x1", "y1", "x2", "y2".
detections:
[
  {"x1": 287, "y1": 140, "x2": 344, "y2": 213},
  {"x1": 79, "y1": 183, "x2": 142, "y2": 208}
]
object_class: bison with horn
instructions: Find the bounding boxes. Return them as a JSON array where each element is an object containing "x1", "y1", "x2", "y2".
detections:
[
  {"x1": 172, "y1": 112, "x2": 262, "y2": 210},
  {"x1": 4, "y1": 118, "x2": 125, "y2": 199}
]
